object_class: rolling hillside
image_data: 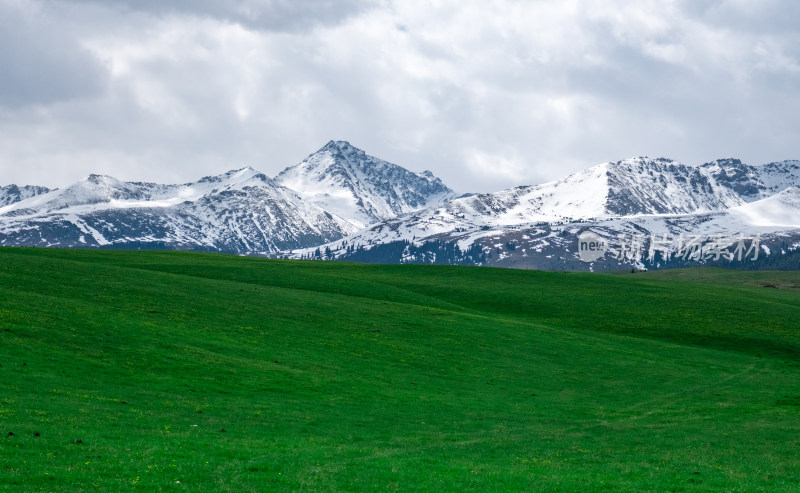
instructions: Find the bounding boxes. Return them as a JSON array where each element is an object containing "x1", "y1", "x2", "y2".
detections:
[{"x1": 1, "y1": 248, "x2": 799, "y2": 491}]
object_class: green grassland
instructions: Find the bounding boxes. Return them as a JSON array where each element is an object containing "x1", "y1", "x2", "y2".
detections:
[{"x1": 1, "y1": 248, "x2": 799, "y2": 492}]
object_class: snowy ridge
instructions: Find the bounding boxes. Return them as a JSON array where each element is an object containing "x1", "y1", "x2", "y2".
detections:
[
  {"x1": 750, "y1": 160, "x2": 800, "y2": 197},
  {"x1": 0, "y1": 167, "x2": 359, "y2": 253},
  {"x1": 0, "y1": 174, "x2": 151, "y2": 215},
  {"x1": 297, "y1": 183, "x2": 800, "y2": 270},
  {"x1": 0, "y1": 167, "x2": 272, "y2": 216},
  {"x1": 604, "y1": 157, "x2": 745, "y2": 215},
  {"x1": 323, "y1": 155, "x2": 798, "y2": 243},
  {"x1": 0, "y1": 184, "x2": 51, "y2": 207},
  {"x1": 287, "y1": 156, "x2": 800, "y2": 270},
  {"x1": 276, "y1": 140, "x2": 456, "y2": 229},
  {"x1": 298, "y1": 155, "x2": 750, "y2": 247},
  {"x1": 0, "y1": 142, "x2": 455, "y2": 253},
  {"x1": 730, "y1": 186, "x2": 800, "y2": 228},
  {"x1": 1, "y1": 144, "x2": 799, "y2": 270}
]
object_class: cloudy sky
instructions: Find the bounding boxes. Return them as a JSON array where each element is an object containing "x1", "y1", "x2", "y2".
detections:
[{"x1": 1, "y1": 0, "x2": 799, "y2": 193}]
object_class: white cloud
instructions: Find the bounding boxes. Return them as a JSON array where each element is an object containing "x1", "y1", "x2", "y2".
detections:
[
  {"x1": 0, "y1": 0, "x2": 798, "y2": 193},
  {"x1": 465, "y1": 150, "x2": 529, "y2": 183}
]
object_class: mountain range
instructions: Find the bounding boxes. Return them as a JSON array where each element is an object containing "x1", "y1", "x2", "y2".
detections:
[
  {"x1": 1, "y1": 141, "x2": 799, "y2": 270},
  {"x1": 302, "y1": 156, "x2": 800, "y2": 270},
  {"x1": 0, "y1": 141, "x2": 453, "y2": 254}
]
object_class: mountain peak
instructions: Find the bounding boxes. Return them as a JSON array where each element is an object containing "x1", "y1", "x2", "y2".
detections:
[
  {"x1": 198, "y1": 166, "x2": 267, "y2": 185},
  {"x1": 612, "y1": 156, "x2": 681, "y2": 168},
  {"x1": 276, "y1": 142, "x2": 455, "y2": 228},
  {"x1": 316, "y1": 140, "x2": 367, "y2": 162},
  {"x1": 322, "y1": 139, "x2": 355, "y2": 150},
  {"x1": 323, "y1": 139, "x2": 342, "y2": 148},
  {"x1": 704, "y1": 157, "x2": 743, "y2": 166},
  {"x1": 84, "y1": 173, "x2": 123, "y2": 185}
]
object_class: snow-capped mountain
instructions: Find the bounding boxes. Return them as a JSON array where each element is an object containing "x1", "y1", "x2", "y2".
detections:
[
  {"x1": 0, "y1": 184, "x2": 51, "y2": 207},
  {"x1": 2, "y1": 145, "x2": 798, "y2": 270},
  {"x1": 293, "y1": 157, "x2": 736, "y2": 244},
  {"x1": 729, "y1": 185, "x2": 800, "y2": 229},
  {"x1": 0, "y1": 142, "x2": 456, "y2": 254},
  {"x1": 290, "y1": 157, "x2": 800, "y2": 270},
  {"x1": 704, "y1": 158, "x2": 800, "y2": 201},
  {"x1": 276, "y1": 140, "x2": 456, "y2": 229},
  {"x1": 0, "y1": 167, "x2": 359, "y2": 253}
]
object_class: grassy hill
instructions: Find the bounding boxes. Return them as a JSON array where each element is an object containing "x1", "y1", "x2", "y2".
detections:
[{"x1": 1, "y1": 248, "x2": 799, "y2": 491}]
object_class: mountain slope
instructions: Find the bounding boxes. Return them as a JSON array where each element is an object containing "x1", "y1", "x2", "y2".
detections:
[
  {"x1": 330, "y1": 156, "x2": 759, "y2": 240},
  {"x1": 2, "y1": 147, "x2": 799, "y2": 269},
  {"x1": 729, "y1": 185, "x2": 800, "y2": 228},
  {"x1": 0, "y1": 140, "x2": 460, "y2": 254},
  {"x1": 0, "y1": 168, "x2": 358, "y2": 253},
  {"x1": 312, "y1": 186, "x2": 800, "y2": 271},
  {"x1": 276, "y1": 140, "x2": 456, "y2": 228},
  {"x1": 604, "y1": 157, "x2": 746, "y2": 215},
  {"x1": 0, "y1": 184, "x2": 51, "y2": 207},
  {"x1": 333, "y1": 156, "x2": 800, "y2": 238},
  {"x1": 294, "y1": 158, "x2": 800, "y2": 269},
  {"x1": 703, "y1": 158, "x2": 800, "y2": 201}
]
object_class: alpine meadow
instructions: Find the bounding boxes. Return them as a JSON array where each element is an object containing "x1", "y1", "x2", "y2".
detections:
[
  {"x1": 4, "y1": 0, "x2": 800, "y2": 491},
  {"x1": 2, "y1": 247, "x2": 799, "y2": 491}
]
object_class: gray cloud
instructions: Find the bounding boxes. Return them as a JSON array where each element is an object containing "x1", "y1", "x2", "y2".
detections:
[
  {"x1": 0, "y1": 2, "x2": 108, "y2": 108},
  {"x1": 0, "y1": 0, "x2": 798, "y2": 194},
  {"x1": 57, "y1": 0, "x2": 378, "y2": 32},
  {"x1": 678, "y1": 0, "x2": 800, "y2": 33}
]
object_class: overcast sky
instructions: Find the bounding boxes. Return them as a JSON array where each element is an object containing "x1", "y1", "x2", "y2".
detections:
[{"x1": 1, "y1": 0, "x2": 799, "y2": 193}]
